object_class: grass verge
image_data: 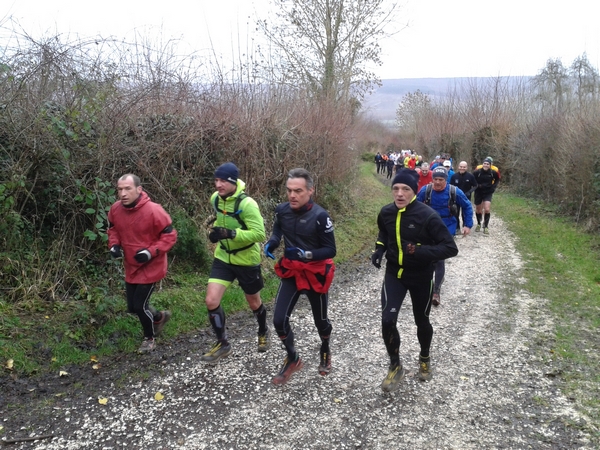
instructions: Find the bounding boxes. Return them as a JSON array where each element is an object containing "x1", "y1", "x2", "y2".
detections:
[
  {"x1": 494, "y1": 191, "x2": 600, "y2": 438},
  {"x1": 0, "y1": 162, "x2": 391, "y2": 377}
]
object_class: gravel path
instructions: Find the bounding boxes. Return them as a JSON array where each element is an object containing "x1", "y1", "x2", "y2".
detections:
[{"x1": 1, "y1": 217, "x2": 593, "y2": 449}]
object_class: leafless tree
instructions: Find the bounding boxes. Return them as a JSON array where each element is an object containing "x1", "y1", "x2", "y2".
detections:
[{"x1": 259, "y1": 0, "x2": 401, "y2": 104}]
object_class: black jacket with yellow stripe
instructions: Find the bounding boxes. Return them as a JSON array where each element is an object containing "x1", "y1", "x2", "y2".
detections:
[{"x1": 375, "y1": 197, "x2": 458, "y2": 280}]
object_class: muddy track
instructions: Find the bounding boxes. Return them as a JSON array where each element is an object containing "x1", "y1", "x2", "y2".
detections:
[{"x1": 0, "y1": 217, "x2": 594, "y2": 449}]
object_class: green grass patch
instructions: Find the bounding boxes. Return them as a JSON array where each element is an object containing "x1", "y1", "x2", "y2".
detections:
[
  {"x1": 494, "y1": 191, "x2": 600, "y2": 434},
  {"x1": 331, "y1": 163, "x2": 390, "y2": 262}
]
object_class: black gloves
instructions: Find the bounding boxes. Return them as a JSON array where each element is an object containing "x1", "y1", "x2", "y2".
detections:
[
  {"x1": 209, "y1": 227, "x2": 236, "y2": 243},
  {"x1": 110, "y1": 245, "x2": 122, "y2": 258},
  {"x1": 134, "y1": 248, "x2": 152, "y2": 263},
  {"x1": 284, "y1": 247, "x2": 306, "y2": 260},
  {"x1": 371, "y1": 248, "x2": 385, "y2": 269}
]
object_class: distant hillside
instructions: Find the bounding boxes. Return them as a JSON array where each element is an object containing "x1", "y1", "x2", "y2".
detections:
[{"x1": 361, "y1": 77, "x2": 530, "y2": 126}]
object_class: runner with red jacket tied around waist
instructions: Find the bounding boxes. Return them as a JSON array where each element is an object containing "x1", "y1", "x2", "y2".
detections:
[
  {"x1": 108, "y1": 174, "x2": 178, "y2": 353},
  {"x1": 264, "y1": 168, "x2": 336, "y2": 385},
  {"x1": 372, "y1": 169, "x2": 458, "y2": 392}
]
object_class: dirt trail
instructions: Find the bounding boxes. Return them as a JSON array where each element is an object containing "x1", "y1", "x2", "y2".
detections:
[{"x1": 1, "y1": 216, "x2": 593, "y2": 449}]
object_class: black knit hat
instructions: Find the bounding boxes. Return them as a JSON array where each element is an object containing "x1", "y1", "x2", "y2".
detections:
[
  {"x1": 392, "y1": 169, "x2": 419, "y2": 194},
  {"x1": 214, "y1": 162, "x2": 239, "y2": 185}
]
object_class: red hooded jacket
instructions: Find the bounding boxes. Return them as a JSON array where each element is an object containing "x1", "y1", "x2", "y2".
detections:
[{"x1": 108, "y1": 192, "x2": 177, "y2": 284}]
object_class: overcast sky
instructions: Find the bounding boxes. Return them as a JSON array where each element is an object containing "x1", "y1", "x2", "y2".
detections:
[{"x1": 3, "y1": 0, "x2": 600, "y2": 80}]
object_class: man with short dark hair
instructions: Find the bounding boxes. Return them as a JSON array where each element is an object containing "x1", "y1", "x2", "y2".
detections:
[
  {"x1": 108, "y1": 174, "x2": 177, "y2": 353},
  {"x1": 372, "y1": 169, "x2": 458, "y2": 391},
  {"x1": 265, "y1": 168, "x2": 336, "y2": 385},
  {"x1": 200, "y1": 162, "x2": 269, "y2": 362}
]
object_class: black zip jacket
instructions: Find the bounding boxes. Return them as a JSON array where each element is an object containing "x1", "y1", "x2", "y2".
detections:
[
  {"x1": 269, "y1": 200, "x2": 336, "y2": 261},
  {"x1": 450, "y1": 171, "x2": 478, "y2": 198},
  {"x1": 375, "y1": 197, "x2": 458, "y2": 280},
  {"x1": 473, "y1": 168, "x2": 500, "y2": 195}
]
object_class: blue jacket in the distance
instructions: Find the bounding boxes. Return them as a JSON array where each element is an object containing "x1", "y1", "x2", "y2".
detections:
[{"x1": 416, "y1": 184, "x2": 473, "y2": 234}]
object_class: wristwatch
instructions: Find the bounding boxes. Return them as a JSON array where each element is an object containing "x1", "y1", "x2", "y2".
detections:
[{"x1": 305, "y1": 251, "x2": 313, "y2": 260}]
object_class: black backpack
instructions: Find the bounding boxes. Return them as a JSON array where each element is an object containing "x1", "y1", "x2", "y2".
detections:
[
  {"x1": 424, "y1": 184, "x2": 459, "y2": 218},
  {"x1": 212, "y1": 193, "x2": 254, "y2": 255},
  {"x1": 213, "y1": 192, "x2": 248, "y2": 229}
]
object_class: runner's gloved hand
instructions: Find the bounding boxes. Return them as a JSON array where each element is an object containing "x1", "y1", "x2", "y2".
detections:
[
  {"x1": 209, "y1": 227, "x2": 236, "y2": 243},
  {"x1": 285, "y1": 247, "x2": 306, "y2": 260},
  {"x1": 134, "y1": 248, "x2": 152, "y2": 263},
  {"x1": 403, "y1": 242, "x2": 416, "y2": 255},
  {"x1": 371, "y1": 248, "x2": 385, "y2": 269},
  {"x1": 110, "y1": 245, "x2": 122, "y2": 258},
  {"x1": 264, "y1": 241, "x2": 277, "y2": 260}
]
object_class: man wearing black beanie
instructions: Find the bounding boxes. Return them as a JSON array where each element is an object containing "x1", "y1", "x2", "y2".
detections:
[
  {"x1": 372, "y1": 169, "x2": 458, "y2": 391},
  {"x1": 200, "y1": 162, "x2": 269, "y2": 362}
]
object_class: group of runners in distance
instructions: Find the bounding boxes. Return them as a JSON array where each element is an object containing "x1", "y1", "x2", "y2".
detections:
[{"x1": 106, "y1": 153, "x2": 499, "y2": 392}]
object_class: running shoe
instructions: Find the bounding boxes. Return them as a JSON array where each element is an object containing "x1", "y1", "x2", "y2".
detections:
[
  {"x1": 418, "y1": 356, "x2": 432, "y2": 381},
  {"x1": 381, "y1": 364, "x2": 405, "y2": 392},
  {"x1": 138, "y1": 338, "x2": 155, "y2": 353},
  {"x1": 475, "y1": 224, "x2": 481, "y2": 232},
  {"x1": 153, "y1": 310, "x2": 171, "y2": 336},
  {"x1": 483, "y1": 227, "x2": 489, "y2": 235},
  {"x1": 257, "y1": 329, "x2": 270, "y2": 352},
  {"x1": 272, "y1": 356, "x2": 304, "y2": 385},
  {"x1": 318, "y1": 350, "x2": 332, "y2": 376},
  {"x1": 200, "y1": 341, "x2": 232, "y2": 362}
]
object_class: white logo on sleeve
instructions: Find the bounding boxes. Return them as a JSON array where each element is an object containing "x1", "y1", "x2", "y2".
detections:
[{"x1": 325, "y1": 217, "x2": 333, "y2": 233}]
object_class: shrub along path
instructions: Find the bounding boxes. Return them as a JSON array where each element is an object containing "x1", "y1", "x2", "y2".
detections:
[{"x1": 0, "y1": 216, "x2": 594, "y2": 449}]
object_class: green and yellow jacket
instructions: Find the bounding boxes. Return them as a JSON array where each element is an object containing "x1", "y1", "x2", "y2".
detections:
[{"x1": 210, "y1": 179, "x2": 265, "y2": 266}]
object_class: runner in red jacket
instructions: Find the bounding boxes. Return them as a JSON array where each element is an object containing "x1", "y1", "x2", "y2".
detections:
[{"x1": 108, "y1": 174, "x2": 178, "y2": 353}]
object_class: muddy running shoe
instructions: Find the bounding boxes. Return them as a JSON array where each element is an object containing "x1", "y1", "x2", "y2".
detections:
[
  {"x1": 272, "y1": 356, "x2": 304, "y2": 385},
  {"x1": 475, "y1": 224, "x2": 481, "y2": 232},
  {"x1": 432, "y1": 293, "x2": 440, "y2": 307},
  {"x1": 200, "y1": 341, "x2": 232, "y2": 362},
  {"x1": 138, "y1": 338, "x2": 155, "y2": 353},
  {"x1": 483, "y1": 227, "x2": 489, "y2": 235},
  {"x1": 381, "y1": 364, "x2": 405, "y2": 392},
  {"x1": 153, "y1": 310, "x2": 171, "y2": 336},
  {"x1": 257, "y1": 329, "x2": 270, "y2": 352},
  {"x1": 318, "y1": 350, "x2": 332, "y2": 376},
  {"x1": 418, "y1": 356, "x2": 432, "y2": 381}
]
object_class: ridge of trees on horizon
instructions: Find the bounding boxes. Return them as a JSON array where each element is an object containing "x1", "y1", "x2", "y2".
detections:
[{"x1": 395, "y1": 54, "x2": 600, "y2": 231}]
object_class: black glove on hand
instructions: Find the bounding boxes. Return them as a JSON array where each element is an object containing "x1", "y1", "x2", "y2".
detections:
[
  {"x1": 110, "y1": 245, "x2": 123, "y2": 258},
  {"x1": 371, "y1": 248, "x2": 385, "y2": 269},
  {"x1": 134, "y1": 248, "x2": 152, "y2": 263},
  {"x1": 209, "y1": 227, "x2": 236, "y2": 243},
  {"x1": 284, "y1": 247, "x2": 306, "y2": 260}
]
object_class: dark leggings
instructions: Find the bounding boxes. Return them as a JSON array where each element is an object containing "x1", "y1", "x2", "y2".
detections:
[
  {"x1": 273, "y1": 278, "x2": 332, "y2": 359},
  {"x1": 125, "y1": 282, "x2": 158, "y2": 339},
  {"x1": 433, "y1": 260, "x2": 445, "y2": 294},
  {"x1": 381, "y1": 273, "x2": 433, "y2": 366}
]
